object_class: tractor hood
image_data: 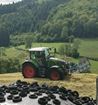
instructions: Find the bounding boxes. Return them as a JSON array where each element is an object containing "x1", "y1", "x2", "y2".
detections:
[
  {"x1": 50, "y1": 57, "x2": 66, "y2": 62},
  {"x1": 49, "y1": 57, "x2": 69, "y2": 74}
]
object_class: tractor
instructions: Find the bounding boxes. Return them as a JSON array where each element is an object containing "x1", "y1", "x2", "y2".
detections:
[{"x1": 22, "y1": 47, "x2": 69, "y2": 80}]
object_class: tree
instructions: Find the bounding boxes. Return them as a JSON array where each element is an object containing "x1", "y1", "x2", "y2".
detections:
[
  {"x1": 73, "y1": 38, "x2": 81, "y2": 50},
  {"x1": 61, "y1": 26, "x2": 69, "y2": 41},
  {"x1": 25, "y1": 35, "x2": 33, "y2": 48},
  {"x1": 0, "y1": 25, "x2": 10, "y2": 47},
  {"x1": 0, "y1": 47, "x2": 6, "y2": 58},
  {"x1": 58, "y1": 44, "x2": 66, "y2": 55},
  {"x1": 0, "y1": 0, "x2": 98, "y2": 45},
  {"x1": 71, "y1": 39, "x2": 81, "y2": 58}
]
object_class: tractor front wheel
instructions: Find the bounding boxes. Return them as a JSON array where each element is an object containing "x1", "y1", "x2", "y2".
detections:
[{"x1": 22, "y1": 64, "x2": 36, "y2": 78}]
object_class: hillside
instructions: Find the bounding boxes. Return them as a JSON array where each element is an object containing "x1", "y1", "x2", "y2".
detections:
[
  {"x1": 44, "y1": 0, "x2": 98, "y2": 39},
  {"x1": 0, "y1": 73, "x2": 96, "y2": 98},
  {"x1": 0, "y1": 0, "x2": 98, "y2": 46}
]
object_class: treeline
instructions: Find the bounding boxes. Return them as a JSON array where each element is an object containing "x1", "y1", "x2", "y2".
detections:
[
  {"x1": 43, "y1": 0, "x2": 98, "y2": 39},
  {"x1": 0, "y1": 0, "x2": 98, "y2": 46}
]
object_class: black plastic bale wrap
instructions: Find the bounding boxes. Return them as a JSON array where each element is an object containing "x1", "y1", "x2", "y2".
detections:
[{"x1": 0, "y1": 80, "x2": 96, "y2": 105}]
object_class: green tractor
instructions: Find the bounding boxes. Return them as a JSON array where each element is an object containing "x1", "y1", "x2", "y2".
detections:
[{"x1": 22, "y1": 47, "x2": 69, "y2": 80}]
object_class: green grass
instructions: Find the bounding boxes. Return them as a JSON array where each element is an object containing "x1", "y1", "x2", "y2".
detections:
[
  {"x1": 32, "y1": 42, "x2": 63, "y2": 49},
  {"x1": 5, "y1": 47, "x2": 28, "y2": 63},
  {"x1": 18, "y1": 39, "x2": 98, "y2": 58},
  {"x1": 3, "y1": 39, "x2": 98, "y2": 73},
  {"x1": 5, "y1": 47, "x2": 20, "y2": 58},
  {"x1": 90, "y1": 60, "x2": 98, "y2": 73},
  {"x1": 31, "y1": 40, "x2": 98, "y2": 59},
  {"x1": 79, "y1": 39, "x2": 98, "y2": 58}
]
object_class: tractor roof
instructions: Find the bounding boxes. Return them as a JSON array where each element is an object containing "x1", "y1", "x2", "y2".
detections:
[{"x1": 29, "y1": 47, "x2": 49, "y2": 51}]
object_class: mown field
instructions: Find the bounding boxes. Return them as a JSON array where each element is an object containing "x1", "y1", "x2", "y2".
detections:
[
  {"x1": 5, "y1": 39, "x2": 98, "y2": 73},
  {"x1": 0, "y1": 73, "x2": 97, "y2": 99}
]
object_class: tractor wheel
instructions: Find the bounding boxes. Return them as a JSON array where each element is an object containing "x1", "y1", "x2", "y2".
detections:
[
  {"x1": 22, "y1": 64, "x2": 36, "y2": 78},
  {"x1": 49, "y1": 70, "x2": 64, "y2": 80}
]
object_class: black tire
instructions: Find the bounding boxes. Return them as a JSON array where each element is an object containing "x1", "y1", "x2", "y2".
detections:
[
  {"x1": 13, "y1": 96, "x2": 22, "y2": 103},
  {"x1": 38, "y1": 97, "x2": 48, "y2": 105},
  {"x1": 0, "y1": 96, "x2": 5, "y2": 103},
  {"x1": 29, "y1": 94, "x2": 38, "y2": 99},
  {"x1": 19, "y1": 92, "x2": 27, "y2": 97},
  {"x1": 53, "y1": 99, "x2": 61, "y2": 105},
  {"x1": 7, "y1": 95, "x2": 13, "y2": 100},
  {"x1": 10, "y1": 90, "x2": 18, "y2": 95},
  {"x1": 22, "y1": 63, "x2": 37, "y2": 78},
  {"x1": 49, "y1": 69, "x2": 65, "y2": 80}
]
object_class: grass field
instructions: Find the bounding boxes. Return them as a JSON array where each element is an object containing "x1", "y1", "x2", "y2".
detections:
[
  {"x1": 23, "y1": 39, "x2": 98, "y2": 58},
  {"x1": 4, "y1": 39, "x2": 98, "y2": 73},
  {"x1": 79, "y1": 39, "x2": 98, "y2": 58},
  {"x1": 5, "y1": 39, "x2": 98, "y2": 58},
  {"x1": 0, "y1": 73, "x2": 97, "y2": 99}
]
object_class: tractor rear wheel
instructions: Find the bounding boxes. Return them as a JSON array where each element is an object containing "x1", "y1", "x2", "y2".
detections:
[
  {"x1": 49, "y1": 70, "x2": 64, "y2": 80},
  {"x1": 22, "y1": 64, "x2": 36, "y2": 78}
]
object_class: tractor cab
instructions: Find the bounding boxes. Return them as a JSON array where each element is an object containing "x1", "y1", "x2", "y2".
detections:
[
  {"x1": 29, "y1": 47, "x2": 50, "y2": 60},
  {"x1": 29, "y1": 47, "x2": 52, "y2": 67}
]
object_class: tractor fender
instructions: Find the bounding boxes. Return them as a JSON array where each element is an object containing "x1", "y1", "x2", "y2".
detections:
[
  {"x1": 50, "y1": 65, "x2": 59, "y2": 69},
  {"x1": 22, "y1": 61, "x2": 32, "y2": 66},
  {"x1": 49, "y1": 65, "x2": 64, "y2": 76},
  {"x1": 50, "y1": 65, "x2": 62, "y2": 72},
  {"x1": 22, "y1": 61, "x2": 38, "y2": 70}
]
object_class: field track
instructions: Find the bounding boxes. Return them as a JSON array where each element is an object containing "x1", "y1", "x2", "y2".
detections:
[{"x1": 0, "y1": 73, "x2": 97, "y2": 98}]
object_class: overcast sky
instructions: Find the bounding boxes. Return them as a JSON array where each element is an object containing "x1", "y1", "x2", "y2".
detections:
[{"x1": 0, "y1": 0, "x2": 22, "y2": 4}]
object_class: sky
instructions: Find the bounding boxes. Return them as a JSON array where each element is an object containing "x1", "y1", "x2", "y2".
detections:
[{"x1": 0, "y1": 0, "x2": 22, "y2": 5}]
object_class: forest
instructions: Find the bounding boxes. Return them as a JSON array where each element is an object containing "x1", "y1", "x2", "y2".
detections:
[{"x1": 0, "y1": 0, "x2": 97, "y2": 46}]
